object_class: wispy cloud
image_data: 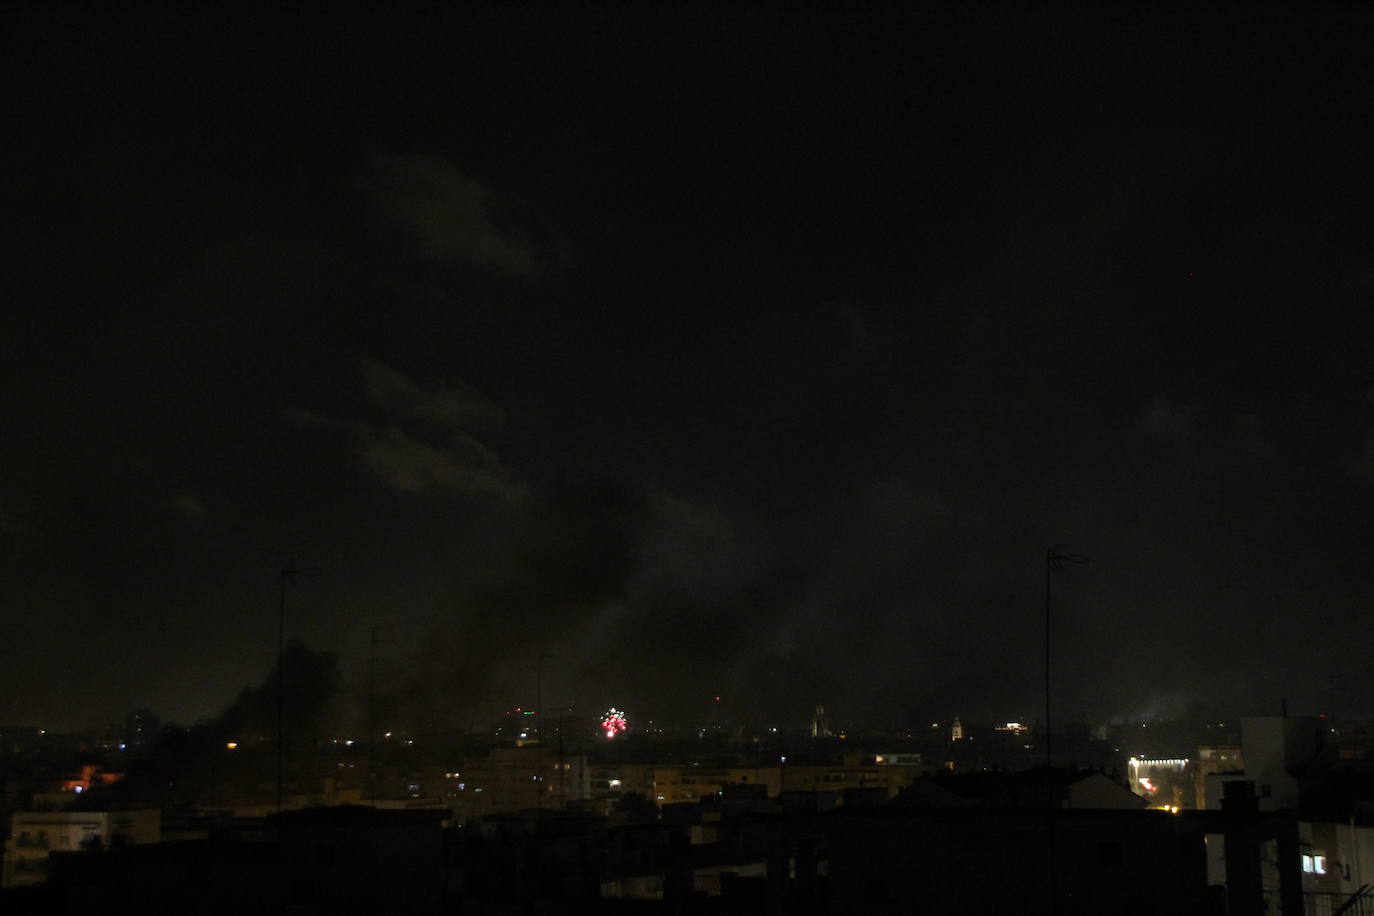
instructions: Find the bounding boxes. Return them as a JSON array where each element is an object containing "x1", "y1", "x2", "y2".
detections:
[
  {"x1": 359, "y1": 152, "x2": 536, "y2": 274},
  {"x1": 359, "y1": 427, "x2": 514, "y2": 495},
  {"x1": 284, "y1": 359, "x2": 520, "y2": 498},
  {"x1": 360, "y1": 357, "x2": 503, "y2": 427}
]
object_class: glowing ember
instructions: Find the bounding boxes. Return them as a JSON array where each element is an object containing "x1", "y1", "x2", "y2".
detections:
[{"x1": 601, "y1": 707, "x2": 628, "y2": 739}]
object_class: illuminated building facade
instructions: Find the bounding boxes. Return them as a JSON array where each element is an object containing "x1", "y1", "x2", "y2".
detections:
[
  {"x1": 590, "y1": 763, "x2": 656, "y2": 800},
  {"x1": 3, "y1": 810, "x2": 160, "y2": 888},
  {"x1": 1193, "y1": 745, "x2": 1243, "y2": 810},
  {"x1": 810, "y1": 705, "x2": 832, "y2": 738},
  {"x1": 444, "y1": 746, "x2": 590, "y2": 822},
  {"x1": 1239, "y1": 716, "x2": 1322, "y2": 811},
  {"x1": 653, "y1": 757, "x2": 924, "y2": 805},
  {"x1": 781, "y1": 761, "x2": 919, "y2": 798},
  {"x1": 1127, "y1": 756, "x2": 1190, "y2": 810},
  {"x1": 653, "y1": 767, "x2": 781, "y2": 804}
]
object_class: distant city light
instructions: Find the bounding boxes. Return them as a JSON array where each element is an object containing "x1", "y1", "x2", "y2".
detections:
[
  {"x1": 601, "y1": 707, "x2": 628, "y2": 739},
  {"x1": 226, "y1": 742, "x2": 238, "y2": 750},
  {"x1": 73, "y1": 786, "x2": 83, "y2": 794}
]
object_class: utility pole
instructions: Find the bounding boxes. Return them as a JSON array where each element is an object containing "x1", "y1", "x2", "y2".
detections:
[{"x1": 276, "y1": 565, "x2": 301, "y2": 814}]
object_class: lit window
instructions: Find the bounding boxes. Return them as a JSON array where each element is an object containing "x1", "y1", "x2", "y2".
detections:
[
  {"x1": 609, "y1": 779, "x2": 622, "y2": 789},
  {"x1": 1303, "y1": 855, "x2": 1314, "y2": 873},
  {"x1": 1315, "y1": 856, "x2": 1327, "y2": 875}
]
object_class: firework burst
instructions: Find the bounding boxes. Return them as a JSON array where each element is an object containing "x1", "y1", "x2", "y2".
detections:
[{"x1": 600, "y1": 707, "x2": 628, "y2": 739}]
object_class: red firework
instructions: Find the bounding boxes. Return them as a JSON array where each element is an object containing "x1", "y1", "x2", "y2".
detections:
[{"x1": 601, "y1": 708, "x2": 628, "y2": 739}]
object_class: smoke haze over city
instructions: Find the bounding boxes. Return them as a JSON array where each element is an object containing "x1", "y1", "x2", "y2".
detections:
[{"x1": 5, "y1": 6, "x2": 1374, "y2": 735}]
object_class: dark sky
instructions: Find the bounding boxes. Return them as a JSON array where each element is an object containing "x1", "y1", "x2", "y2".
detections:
[{"x1": 5, "y1": 6, "x2": 1374, "y2": 733}]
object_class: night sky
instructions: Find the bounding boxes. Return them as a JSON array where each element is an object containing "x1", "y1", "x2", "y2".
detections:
[{"x1": 6, "y1": 6, "x2": 1374, "y2": 733}]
